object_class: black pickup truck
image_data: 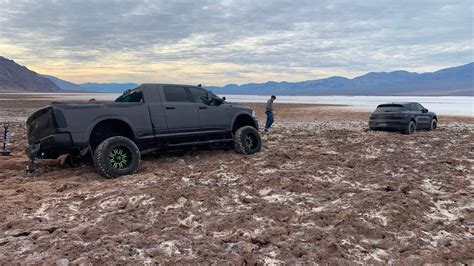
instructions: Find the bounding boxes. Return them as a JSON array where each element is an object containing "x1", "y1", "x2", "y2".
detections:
[{"x1": 26, "y1": 84, "x2": 261, "y2": 177}]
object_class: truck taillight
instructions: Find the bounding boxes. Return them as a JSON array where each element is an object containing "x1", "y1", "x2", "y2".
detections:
[{"x1": 53, "y1": 110, "x2": 67, "y2": 128}]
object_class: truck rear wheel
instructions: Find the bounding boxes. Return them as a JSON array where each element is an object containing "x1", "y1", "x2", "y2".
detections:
[
  {"x1": 93, "y1": 136, "x2": 140, "y2": 178},
  {"x1": 234, "y1": 126, "x2": 262, "y2": 155}
]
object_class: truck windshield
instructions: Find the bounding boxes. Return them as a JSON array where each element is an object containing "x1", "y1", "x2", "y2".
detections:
[
  {"x1": 375, "y1": 104, "x2": 405, "y2": 112},
  {"x1": 115, "y1": 90, "x2": 143, "y2": 103}
]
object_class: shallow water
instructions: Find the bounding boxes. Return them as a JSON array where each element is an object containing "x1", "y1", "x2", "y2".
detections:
[
  {"x1": 1, "y1": 93, "x2": 473, "y2": 116},
  {"x1": 223, "y1": 95, "x2": 474, "y2": 116}
]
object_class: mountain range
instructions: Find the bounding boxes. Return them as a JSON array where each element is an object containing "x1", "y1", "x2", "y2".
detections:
[
  {"x1": 43, "y1": 75, "x2": 138, "y2": 93},
  {"x1": 0, "y1": 55, "x2": 472, "y2": 95},
  {"x1": 0, "y1": 56, "x2": 60, "y2": 92},
  {"x1": 208, "y1": 62, "x2": 473, "y2": 96}
]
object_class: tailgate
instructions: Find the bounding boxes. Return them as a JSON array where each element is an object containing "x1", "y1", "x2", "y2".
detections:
[{"x1": 27, "y1": 107, "x2": 56, "y2": 144}]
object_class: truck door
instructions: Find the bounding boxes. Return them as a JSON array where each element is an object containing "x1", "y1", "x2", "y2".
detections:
[
  {"x1": 187, "y1": 86, "x2": 230, "y2": 131},
  {"x1": 141, "y1": 84, "x2": 168, "y2": 136},
  {"x1": 161, "y1": 86, "x2": 200, "y2": 133}
]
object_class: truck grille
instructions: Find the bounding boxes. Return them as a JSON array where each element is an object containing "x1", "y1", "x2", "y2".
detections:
[{"x1": 27, "y1": 107, "x2": 56, "y2": 145}]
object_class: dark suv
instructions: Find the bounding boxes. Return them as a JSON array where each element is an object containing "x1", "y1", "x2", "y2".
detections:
[{"x1": 369, "y1": 102, "x2": 438, "y2": 134}]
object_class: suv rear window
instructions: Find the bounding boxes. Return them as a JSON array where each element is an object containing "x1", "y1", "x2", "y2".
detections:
[
  {"x1": 163, "y1": 86, "x2": 190, "y2": 102},
  {"x1": 375, "y1": 104, "x2": 405, "y2": 112}
]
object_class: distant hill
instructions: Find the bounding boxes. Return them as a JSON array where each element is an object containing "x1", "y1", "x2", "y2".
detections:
[
  {"x1": 0, "y1": 56, "x2": 60, "y2": 92},
  {"x1": 79, "y1": 83, "x2": 138, "y2": 93},
  {"x1": 208, "y1": 62, "x2": 474, "y2": 96},
  {"x1": 43, "y1": 75, "x2": 88, "y2": 91},
  {"x1": 43, "y1": 75, "x2": 137, "y2": 93}
]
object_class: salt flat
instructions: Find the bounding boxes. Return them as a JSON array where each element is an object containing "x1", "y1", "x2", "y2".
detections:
[{"x1": 0, "y1": 95, "x2": 472, "y2": 264}]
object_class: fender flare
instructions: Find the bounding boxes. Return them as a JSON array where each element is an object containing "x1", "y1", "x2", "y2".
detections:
[
  {"x1": 231, "y1": 112, "x2": 258, "y2": 130},
  {"x1": 86, "y1": 115, "x2": 137, "y2": 142}
]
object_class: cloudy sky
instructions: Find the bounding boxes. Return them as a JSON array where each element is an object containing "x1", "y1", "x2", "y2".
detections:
[{"x1": 0, "y1": 0, "x2": 472, "y2": 85}]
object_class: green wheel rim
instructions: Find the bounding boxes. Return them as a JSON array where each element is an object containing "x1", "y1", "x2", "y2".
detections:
[
  {"x1": 245, "y1": 133, "x2": 257, "y2": 150},
  {"x1": 109, "y1": 146, "x2": 132, "y2": 169}
]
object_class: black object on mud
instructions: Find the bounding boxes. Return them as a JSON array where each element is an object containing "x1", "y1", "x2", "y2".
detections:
[{"x1": 2, "y1": 122, "x2": 11, "y2": 156}]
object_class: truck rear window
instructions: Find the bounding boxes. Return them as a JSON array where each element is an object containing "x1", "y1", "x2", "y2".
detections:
[
  {"x1": 115, "y1": 91, "x2": 143, "y2": 102},
  {"x1": 375, "y1": 104, "x2": 405, "y2": 112}
]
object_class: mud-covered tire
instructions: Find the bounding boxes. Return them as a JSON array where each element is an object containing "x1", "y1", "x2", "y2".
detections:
[
  {"x1": 428, "y1": 119, "x2": 437, "y2": 131},
  {"x1": 234, "y1": 126, "x2": 262, "y2": 155},
  {"x1": 403, "y1": 121, "x2": 416, "y2": 135},
  {"x1": 93, "y1": 136, "x2": 140, "y2": 178}
]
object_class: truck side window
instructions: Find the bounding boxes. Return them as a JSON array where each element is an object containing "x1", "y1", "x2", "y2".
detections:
[
  {"x1": 188, "y1": 87, "x2": 209, "y2": 104},
  {"x1": 163, "y1": 86, "x2": 190, "y2": 102}
]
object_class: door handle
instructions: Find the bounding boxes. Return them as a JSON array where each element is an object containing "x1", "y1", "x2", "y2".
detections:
[
  {"x1": 166, "y1": 107, "x2": 175, "y2": 110},
  {"x1": 199, "y1": 106, "x2": 207, "y2": 109}
]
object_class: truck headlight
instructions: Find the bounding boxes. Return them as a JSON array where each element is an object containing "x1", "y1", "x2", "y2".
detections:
[{"x1": 251, "y1": 110, "x2": 256, "y2": 118}]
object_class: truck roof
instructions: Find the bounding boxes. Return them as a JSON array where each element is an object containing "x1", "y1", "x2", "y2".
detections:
[{"x1": 139, "y1": 83, "x2": 202, "y2": 88}]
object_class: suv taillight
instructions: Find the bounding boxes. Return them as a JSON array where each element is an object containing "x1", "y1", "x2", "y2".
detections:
[{"x1": 393, "y1": 112, "x2": 408, "y2": 118}]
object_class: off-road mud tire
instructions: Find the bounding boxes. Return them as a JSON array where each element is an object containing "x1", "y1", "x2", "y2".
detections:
[
  {"x1": 234, "y1": 126, "x2": 262, "y2": 155},
  {"x1": 403, "y1": 121, "x2": 416, "y2": 135},
  {"x1": 93, "y1": 136, "x2": 140, "y2": 178},
  {"x1": 428, "y1": 119, "x2": 437, "y2": 131}
]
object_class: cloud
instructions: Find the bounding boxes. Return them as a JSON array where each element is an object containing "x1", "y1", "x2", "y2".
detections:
[{"x1": 0, "y1": 0, "x2": 472, "y2": 85}]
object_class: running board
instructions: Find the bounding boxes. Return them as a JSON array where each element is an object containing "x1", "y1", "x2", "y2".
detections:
[{"x1": 167, "y1": 138, "x2": 234, "y2": 147}]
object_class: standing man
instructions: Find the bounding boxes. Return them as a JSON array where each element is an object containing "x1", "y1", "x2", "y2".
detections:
[{"x1": 264, "y1": 95, "x2": 276, "y2": 132}]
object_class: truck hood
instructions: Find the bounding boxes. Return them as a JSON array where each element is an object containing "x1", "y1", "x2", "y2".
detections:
[{"x1": 225, "y1": 102, "x2": 252, "y2": 109}]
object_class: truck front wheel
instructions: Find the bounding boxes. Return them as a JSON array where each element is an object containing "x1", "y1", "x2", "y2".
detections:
[
  {"x1": 93, "y1": 136, "x2": 140, "y2": 178},
  {"x1": 234, "y1": 126, "x2": 262, "y2": 155}
]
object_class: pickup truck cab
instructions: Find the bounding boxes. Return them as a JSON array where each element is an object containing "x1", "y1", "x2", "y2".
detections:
[{"x1": 26, "y1": 84, "x2": 261, "y2": 177}]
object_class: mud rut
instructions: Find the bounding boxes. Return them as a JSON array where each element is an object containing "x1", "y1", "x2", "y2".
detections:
[{"x1": 0, "y1": 119, "x2": 473, "y2": 264}]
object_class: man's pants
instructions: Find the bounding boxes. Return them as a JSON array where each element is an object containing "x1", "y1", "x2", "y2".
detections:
[{"x1": 265, "y1": 111, "x2": 274, "y2": 130}]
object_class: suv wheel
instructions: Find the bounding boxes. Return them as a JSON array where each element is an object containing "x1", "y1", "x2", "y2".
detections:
[
  {"x1": 234, "y1": 126, "x2": 262, "y2": 155},
  {"x1": 428, "y1": 119, "x2": 437, "y2": 131},
  {"x1": 93, "y1": 136, "x2": 140, "y2": 178},
  {"x1": 403, "y1": 121, "x2": 416, "y2": 135}
]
